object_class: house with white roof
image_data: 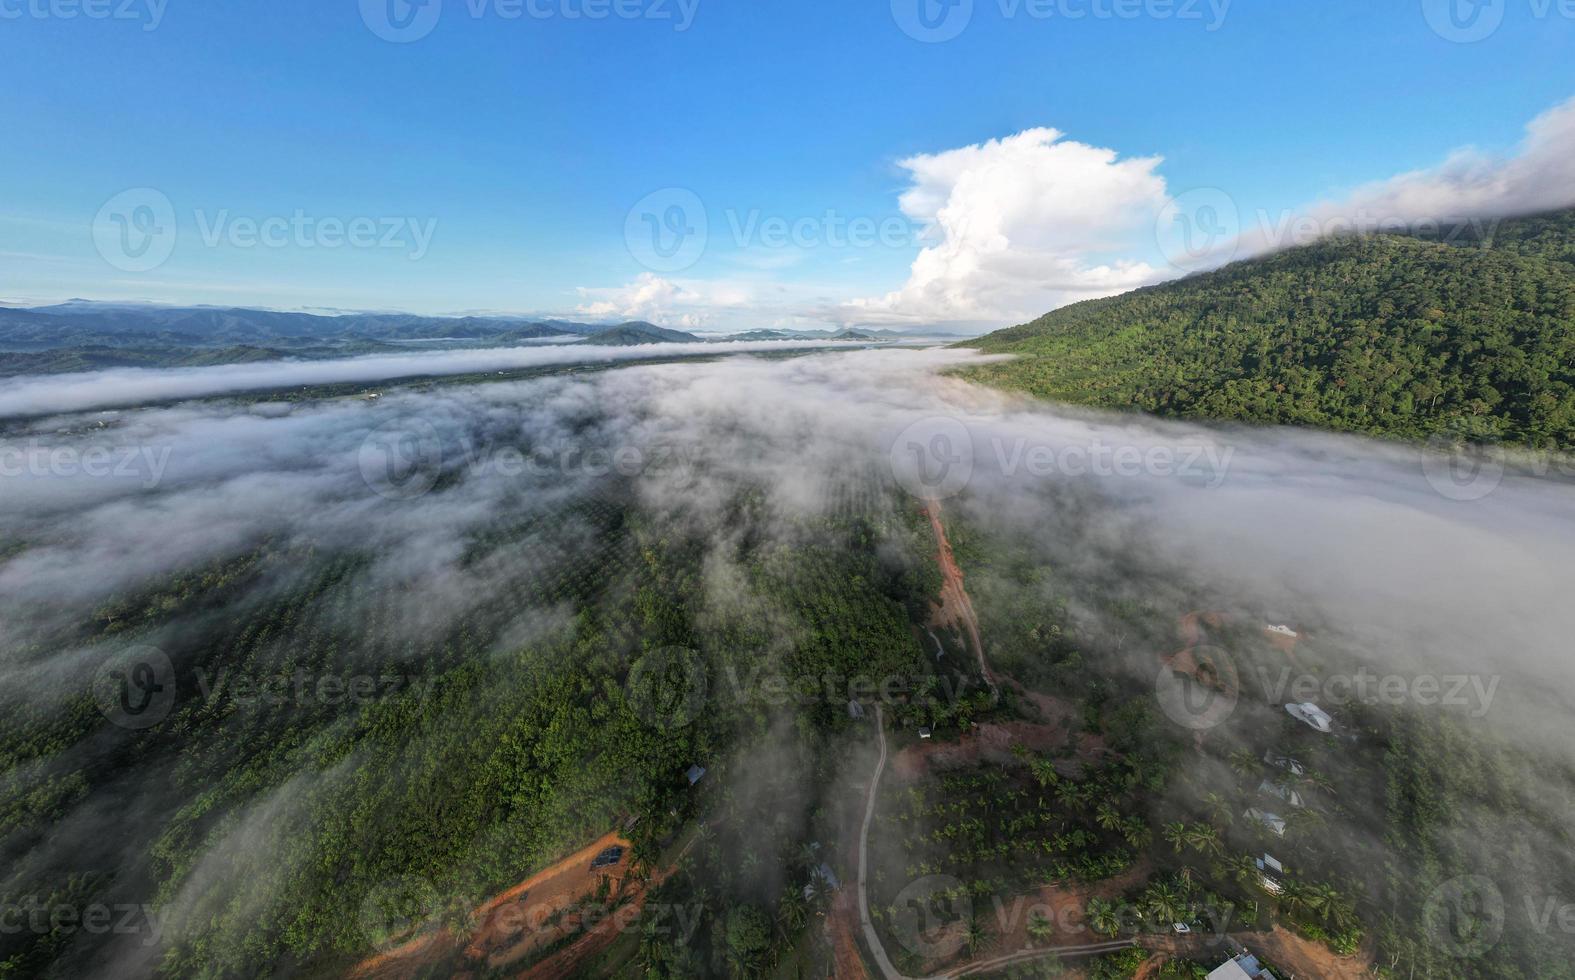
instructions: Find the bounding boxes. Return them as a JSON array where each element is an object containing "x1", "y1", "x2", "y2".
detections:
[
  {"x1": 1208, "y1": 950, "x2": 1278, "y2": 980},
  {"x1": 1244, "y1": 807, "x2": 1287, "y2": 837},
  {"x1": 1258, "y1": 779, "x2": 1305, "y2": 808},
  {"x1": 1286, "y1": 701, "x2": 1333, "y2": 732}
]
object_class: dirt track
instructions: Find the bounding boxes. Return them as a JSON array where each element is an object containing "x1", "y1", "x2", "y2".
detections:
[{"x1": 348, "y1": 832, "x2": 633, "y2": 980}]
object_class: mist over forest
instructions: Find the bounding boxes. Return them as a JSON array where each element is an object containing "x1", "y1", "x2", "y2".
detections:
[{"x1": 3, "y1": 346, "x2": 1573, "y2": 978}]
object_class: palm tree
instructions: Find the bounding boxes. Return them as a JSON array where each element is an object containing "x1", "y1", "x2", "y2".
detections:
[
  {"x1": 964, "y1": 911, "x2": 991, "y2": 956},
  {"x1": 1095, "y1": 803, "x2": 1122, "y2": 832},
  {"x1": 1031, "y1": 758, "x2": 1061, "y2": 789},
  {"x1": 1228, "y1": 749, "x2": 1263, "y2": 778},
  {"x1": 1027, "y1": 911, "x2": 1055, "y2": 944},
  {"x1": 1284, "y1": 808, "x2": 1326, "y2": 834},
  {"x1": 1162, "y1": 821, "x2": 1189, "y2": 853},
  {"x1": 777, "y1": 887, "x2": 808, "y2": 933},
  {"x1": 1220, "y1": 854, "x2": 1260, "y2": 889},
  {"x1": 1185, "y1": 823, "x2": 1222, "y2": 857},
  {"x1": 1121, "y1": 817, "x2": 1152, "y2": 849},
  {"x1": 1280, "y1": 881, "x2": 1311, "y2": 919},
  {"x1": 1203, "y1": 792, "x2": 1234, "y2": 826},
  {"x1": 1086, "y1": 898, "x2": 1121, "y2": 938},
  {"x1": 1144, "y1": 881, "x2": 1185, "y2": 926}
]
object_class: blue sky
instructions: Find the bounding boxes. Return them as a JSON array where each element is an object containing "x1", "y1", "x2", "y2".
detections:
[{"x1": 2, "y1": 0, "x2": 1574, "y2": 330}]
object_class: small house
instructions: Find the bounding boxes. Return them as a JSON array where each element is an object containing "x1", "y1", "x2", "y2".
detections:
[
  {"x1": 685, "y1": 764, "x2": 706, "y2": 786},
  {"x1": 1257, "y1": 779, "x2": 1305, "y2": 808},
  {"x1": 1244, "y1": 807, "x2": 1287, "y2": 837},
  {"x1": 1285, "y1": 702, "x2": 1333, "y2": 733},
  {"x1": 1208, "y1": 951, "x2": 1278, "y2": 980},
  {"x1": 1263, "y1": 752, "x2": 1305, "y2": 776},
  {"x1": 1255, "y1": 854, "x2": 1286, "y2": 894}
]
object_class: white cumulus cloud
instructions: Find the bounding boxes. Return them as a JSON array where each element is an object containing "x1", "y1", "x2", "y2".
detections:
[
  {"x1": 574, "y1": 272, "x2": 751, "y2": 328},
  {"x1": 835, "y1": 127, "x2": 1171, "y2": 330}
]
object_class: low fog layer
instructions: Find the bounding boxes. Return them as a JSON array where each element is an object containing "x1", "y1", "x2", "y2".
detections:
[
  {"x1": 0, "y1": 339, "x2": 852, "y2": 418},
  {"x1": 3, "y1": 347, "x2": 1574, "y2": 973},
  {"x1": 6, "y1": 346, "x2": 1574, "y2": 712}
]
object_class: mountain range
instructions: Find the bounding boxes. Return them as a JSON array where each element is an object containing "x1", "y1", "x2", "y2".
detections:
[{"x1": 0, "y1": 303, "x2": 905, "y2": 375}]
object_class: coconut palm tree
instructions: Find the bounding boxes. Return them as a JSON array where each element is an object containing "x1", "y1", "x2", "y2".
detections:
[
  {"x1": 1203, "y1": 792, "x2": 1234, "y2": 827},
  {"x1": 1228, "y1": 749, "x2": 1263, "y2": 778},
  {"x1": 777, "y1": 887, "x2": 808, "y2": 933},
  {"x1": 1121, "y1": 817, "x2": 1152, "y2": 850},
  {"x1": 1185, "y1": 822, "x2": 1223, "y2": 857},
  {"x1": 1027, "y1": 911, "x2": 1055, "y2": 944},
  {"x1": 1144, "y1": 881, "x2": 1186, "y2": 926},
  {"x1": 1086, "y1": 898, "x2": 1121, "y2": 938},
  {"x1": 1162, "y1": 821, "x2": 1189, "y2": 853}
]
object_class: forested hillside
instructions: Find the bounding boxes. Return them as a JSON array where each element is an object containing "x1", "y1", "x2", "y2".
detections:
[{"x1": 961, "y1": 208, "x2": 1575, "y2": 448}]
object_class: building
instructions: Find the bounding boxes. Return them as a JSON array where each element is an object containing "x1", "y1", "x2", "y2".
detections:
[
  {"x1": 1244, "y1": 807, "x2": 1287, "y2": 837},
  {"x1": 686, "y1": 764, "x2": 707, "y2": 786},
  {"x1": 1257, "y1": 779, "x2": 1305, "y2": 808},
  {"x1": 1285, "y1": 701, "x2": 1333, "y2": 732},
  {"x1": 847, "y1": 700, "x2": 865, "y2": 720},
  {"x1": 591, "y1": 845, "x2": 625, "y2": 870},
  {"x1": 1208, "y1": 951, "x2": 1278, "y2": 980},
  {"x1": 1263, "y1": 752, "x2": 1305, "y2": 776},
  {"x1": 1255, "y1": 854, "x2": 1286, "y2": 894},
  {"x1": 918, "y1": 726, "x2": 932, "y2": 739}
]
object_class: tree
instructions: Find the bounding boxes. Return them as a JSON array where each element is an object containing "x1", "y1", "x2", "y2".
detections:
[
  {"x1": 1086, "y1": 898, "x2": 1121, "y2": 938},
  {"x1": 723, "y1": 905, "x2": 771, "y2": 977},
  {"x1": 1027, "y1": 911, "x2": 1055, "y2": 944}
]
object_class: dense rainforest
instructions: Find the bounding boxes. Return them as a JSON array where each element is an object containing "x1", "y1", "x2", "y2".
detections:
[{"x1": 961, "y1": 207, "x2": 1575, "y2": 449}]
